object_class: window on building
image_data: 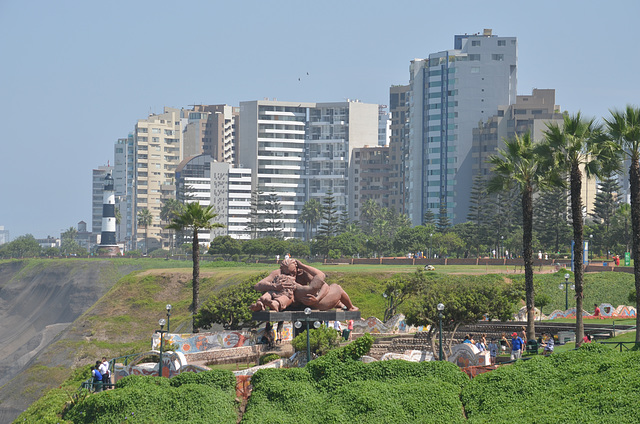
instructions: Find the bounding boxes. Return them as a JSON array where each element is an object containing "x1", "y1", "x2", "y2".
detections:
[
  {"x1": 471, "y1": 40, "x2": 481, "y2": 47},
  {"x1": 471, "y1": 67, "x2": 480, "y2": 73},
  {"x1": 498, "y1": 40, "x2": 506, "y2": 46},
  {"x1": 492, "y1": 54, "x2": 504, "y2": 61},
  {"x1": 469, "y1": 54, "x2": 481, "y2": 61}
]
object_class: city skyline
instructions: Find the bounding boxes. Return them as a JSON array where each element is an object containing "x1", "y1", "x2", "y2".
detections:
[{"x1": 1, "y1": 1, "x2": 639, "y2": 239}]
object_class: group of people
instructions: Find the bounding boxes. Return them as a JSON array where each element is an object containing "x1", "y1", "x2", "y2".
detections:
[
  {"x1": 331, "y1": 319, "x2": 354, "y2": 341},
  {"x1": 90, "y1": 357, "x2": 111, "y2": 391}
]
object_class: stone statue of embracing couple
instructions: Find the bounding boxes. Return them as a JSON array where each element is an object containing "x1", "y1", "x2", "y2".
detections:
[{"x1": 249, "y1": 258, "x2": 358, "y2": 312}]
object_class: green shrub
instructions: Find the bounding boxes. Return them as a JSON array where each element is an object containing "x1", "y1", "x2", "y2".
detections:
[
  {"x1": 114, "y1": 374, "x2": 171, "y2": 389},
  {"x1": 291, "y1": 325, "x2": 340, "y2": 356},
  {"x1": 462, "y1": 348, "x2": 640, "y2": 423},
  {"x1": 64, "y1": 381, "x2": 236, "y2": 424},
  {"x1": 168, "y1": 369, "x2": 235, "y2": 390},
  {"x1": 259, "y1": 353, "x2": 281, "y2": 365}
]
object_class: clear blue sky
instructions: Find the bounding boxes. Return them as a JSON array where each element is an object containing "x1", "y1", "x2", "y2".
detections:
[{"x1": 1, "y1": 0, "x2": 638, "y2": 239}]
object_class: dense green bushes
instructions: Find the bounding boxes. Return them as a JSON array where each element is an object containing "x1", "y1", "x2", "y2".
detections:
[
  {"x1": 243, "y1": 334, "x2": 468, "y2": 424},
  {"x1": 63, "y1": 371, "x2": 237, "y2": 424},
  {"x1": 463, "y1": 343, "x2": 640, "y2": 423}
]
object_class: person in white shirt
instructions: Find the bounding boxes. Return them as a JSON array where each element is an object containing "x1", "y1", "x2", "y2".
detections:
[{"x1": 99, "y1": 357, "x2": 110, "y2": 388}]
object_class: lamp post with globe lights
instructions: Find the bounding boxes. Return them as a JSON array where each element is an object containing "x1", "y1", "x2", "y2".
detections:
[
  {"x1": 166, "y1": 304, "x2": 172, "y2": 333},
  {"x1": 156, "y1": 319, "x2": 167, "y2": 377},
  {"x1": 560, "y1": 274, "x2": 575, "y2": 311},
  {"x1": 294, "y1": 308, "x2": 321, "y2": 363}
]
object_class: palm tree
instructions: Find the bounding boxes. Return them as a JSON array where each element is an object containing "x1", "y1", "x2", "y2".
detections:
[
  {"x1": 161, "y1": 199, "x2": 185, "y2": 254},
  {"x1": 300, "y1": 198, "x2": 322, "y2": 240},
  {"x1": 541, "y1": 113, "x2": 618, "y2": 345},
  {"x1": 488, "y1": 132, "x2": 549, "y2": 341},
  {"x1": 604, "y1": 105, "x2": 640, "y2": 342},
  {"x1": 137, "y1": 208, "x2": 153, "y2": 254},
  {"x1": 167, "y1": 202, "x2": 224, "y2": 331}
]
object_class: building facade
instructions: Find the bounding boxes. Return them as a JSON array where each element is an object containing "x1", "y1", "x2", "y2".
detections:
[
  {"x1": 175, "y1": 154, "x2": 252, "y2": 242},
  {"x1": 349, "y1": 146, "x2": 393, "y2": 220},
  {"x1": 133, "y1": 107, "x2": 186, "y2": 251},
  {"x1": 238, "y1": 99, "x2": 378, "y2": 238},
  {"x1": 389, "y1": 85, "x2": 410, "y2": 215},
  {"x1": 407, "y1": 29, "x2": 517, "y2": 225}
]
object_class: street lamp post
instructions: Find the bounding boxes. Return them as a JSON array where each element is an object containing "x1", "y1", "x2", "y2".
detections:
[
  {"x1": 156, "y1": 318, "x2": 167, "y2": 377},
  {"x1": 559, "y1": 273, "x2": 575, "y2": 311},
  {"x1": 294, "y1": 308, "x2": 320, "y2": 363},
  {"x1": 437, "y1": 303, "x2": 445, "y2": 360},
  {"x1": 166, "y1": 304, "x2": 172, "y2": 333}
]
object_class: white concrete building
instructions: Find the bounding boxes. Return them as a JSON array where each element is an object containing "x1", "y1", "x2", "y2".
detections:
[
  {"x1": 408, "y1": 29, "x2": 517, "y2": 225},
  {"x1": 238, "y1": 99, "x2": 378, "y2": 238},
  {"x1": 175, "y1": 154, "x2": 252, "y2": 242}
]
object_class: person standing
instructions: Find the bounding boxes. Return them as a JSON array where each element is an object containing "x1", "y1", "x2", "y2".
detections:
[
  {"x1": 91, "y1": 362, "x2": 103, "y2": 392},
  {"x1": 344, "y1": 319, "x2": 354, "y2": 341},
  {"x1": 488, "y1": 339, "x2": 498, "y2": 364},
  {"x1": 99, "y1": 357, "x2": 110, "y2": 389},
  {"x1": 510, "y1": 332, "x2": 524, "y2": 360},
  {"x1": 542, "y1": 333, "x2": 554, "y2": 355},
  {"x1": 333, "y1": 320, "x2": 342, "y2": 337},
  {"x1": 594, "y1": 304, "x2": 601, "y2": 317}
]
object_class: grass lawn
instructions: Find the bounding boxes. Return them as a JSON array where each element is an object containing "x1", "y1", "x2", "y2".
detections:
[{"x1": 208, "y1": 362, "x2": 256, "y2": 371}]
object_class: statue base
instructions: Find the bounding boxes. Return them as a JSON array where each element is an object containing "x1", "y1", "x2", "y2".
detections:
[{"x1": 252, "y1": 309, "x2": 361, "y2": 323}]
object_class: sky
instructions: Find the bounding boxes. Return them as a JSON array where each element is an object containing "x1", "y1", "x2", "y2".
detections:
[{"x1": 1, "y1": 0, "x2": 639, "y2": 240}]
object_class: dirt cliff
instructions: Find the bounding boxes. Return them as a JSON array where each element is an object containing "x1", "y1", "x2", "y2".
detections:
[{"x1": 0, "y1": 259, "x2": 143, "y2": 423}]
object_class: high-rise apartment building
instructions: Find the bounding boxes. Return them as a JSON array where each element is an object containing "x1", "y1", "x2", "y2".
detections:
[
  {"x1": 175, "y1": 154, "x2": 252, "y2": 243},
  {"x1": 378, "y1": 105, "x2": 390, "y2": 146},
  {"x1": 133, "y1": 107, "x2": 186, "y2": 251},
  {"x1": 238, "y1": 99, "x2": 378, "y2": 238},
  {"x1": 349, "y1": 146, "x2": 393, "y2": 220},
  {"x1": 472, "y1": 89, "x2": 563, "y2": 178},
  {"x1": 183, "y1": 105, "x2": 239, "y2": 164},
  {"x1": 114, "y1": 135, "x2": 135, "y2": 250},
  {"x1": 389, "y1": 85, "x2": 410, "y2": 215},
  {"x1": 407, "y1": 29, "x2": 517, "y2": 225}
]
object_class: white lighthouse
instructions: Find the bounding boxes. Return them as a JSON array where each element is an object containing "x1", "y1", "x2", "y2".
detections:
[{"x1": 99, "y1": 173, "x2": 120, "y2": 255}]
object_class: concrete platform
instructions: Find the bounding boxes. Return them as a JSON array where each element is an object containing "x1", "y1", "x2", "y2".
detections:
[{"x1": 252, "y1": 309, "x2": 361, "y2": 322}]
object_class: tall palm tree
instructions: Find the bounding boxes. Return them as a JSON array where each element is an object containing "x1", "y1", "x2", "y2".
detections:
[
  {"x1": 488, "y1": 132, "x2": 550, "y2": 341},
  {"x1": 161, "y1": 199, "x2": 185, "y2": 254},
  {"x1": 167, "y1": 202, "x2": 224, "y2": 331},
  {"x1": 137, "y1": 208, "x2": 153, "y2": 254},
  {"x1": 604, "y1": 105, "x2": 640, "y2": 341},
  {"x1": 300, "y1": 198, "x2": 322, "y2": 240},
  {"x1": 541, "y1": 113, "x2": 618, "y2": 345}
]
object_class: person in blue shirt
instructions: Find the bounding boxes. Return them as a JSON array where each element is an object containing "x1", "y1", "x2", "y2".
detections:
[
  {"x1": 510, "y1": 332, "x2": 524, "y2": 360},
  {"x1": 91, "y1": 362, "x2": 103, "y2": 392}
]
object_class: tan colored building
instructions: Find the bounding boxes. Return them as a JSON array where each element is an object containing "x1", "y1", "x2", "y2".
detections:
[
  {"x1": 349, "y1": 146, "x2": 393, "y2": 220},
  {"x1": 183, "y1": 104, "x2": 239, "y2": 164},
  {"x1": 133, "y1": 107, "x2": 185, "y2": 251}
]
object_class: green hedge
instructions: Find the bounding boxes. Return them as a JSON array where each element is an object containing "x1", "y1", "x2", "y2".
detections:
[
  {"x1": 64, "y1": 372, "x2": 237, "y2": 424},
  {"x1": 243, "y1": 335, "x2": 468, "y2": 424},
  {"x1": 462, "y1": 343, "x2": 640, "y2": 423}
]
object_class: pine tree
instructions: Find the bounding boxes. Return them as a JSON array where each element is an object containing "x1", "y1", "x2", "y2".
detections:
[
  {"x1": 422, "y1": 209, "x2": 436, "y2": 226},
  {"x1": 263, "y1": 193, "x2": 284, "y2": 239},
  {"x1": 591, "y1": 175, "x2": 621, "y2": 257},
  {"x1": 317, "y1": 190, "x2": 339, "y2": 257},
  {"x1": 534, "y1": 186, "x2": 571, "y2": 253},
  {"x1": 436, "y1": 204, "x2": 451, "y2": 233},
  {"x1": 245, "y1": 188, "x2": 266, "y2": 239}
]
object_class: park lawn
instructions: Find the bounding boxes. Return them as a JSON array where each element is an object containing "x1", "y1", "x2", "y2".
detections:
[{"x1": 546, "y1": 317, "x2": 636, "y2": 326}]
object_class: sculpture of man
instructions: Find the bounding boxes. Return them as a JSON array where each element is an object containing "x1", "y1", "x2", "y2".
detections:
[{"x1": 249, "y1": 258, "x2": 358, "y2": 312}]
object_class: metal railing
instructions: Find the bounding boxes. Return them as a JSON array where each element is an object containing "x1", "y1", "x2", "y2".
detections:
[{"x1": 597, "y1": 341, "x2": 640, "y2": 352}]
